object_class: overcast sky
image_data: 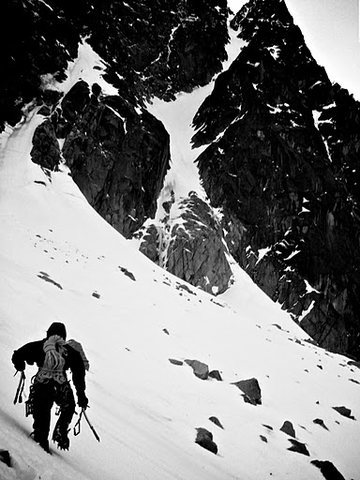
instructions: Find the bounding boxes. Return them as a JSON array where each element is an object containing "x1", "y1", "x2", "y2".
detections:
[{"x1": 228, "y1": 0, "x2": 360, "y2": 100}]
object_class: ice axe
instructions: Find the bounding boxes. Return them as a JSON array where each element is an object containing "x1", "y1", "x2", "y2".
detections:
[
  {"x1": 74, "y1": 408, "x2": 100, "y2": 442},
  {"x1": 13, "y1": 371, "x2": 26, "y2": 405}
]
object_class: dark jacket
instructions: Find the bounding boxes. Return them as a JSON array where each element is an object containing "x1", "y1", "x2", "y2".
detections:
[{"x1": 12, "y1": 340, "x2": 86, "y2": 398}]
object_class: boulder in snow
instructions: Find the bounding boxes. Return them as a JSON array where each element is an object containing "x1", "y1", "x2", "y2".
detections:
[
  {"x1": 0, "y1": 450, "x2": 11, "y2": 468},
  {"x1": 332, "y1": 406, "x2": 355, "y2": 420},
  {"x1": 209, "y1": 416, "x2": 224, "y2": 429},
  {"x1": 185, "y1": 359, "x2": 209, "y2": 380},
  {"x1": 311, "y1": 460, "x2": 346, "y2": 480},
  {"x1": 195, "y1": 428, "x2": 218, "y2": 455},
  {"x1": 209, "y1": 370, "x2": 222, "y2": 381},
  {"x1": 169, "y1": 358, "x2": 183, "y2": 366},
  {"x1": 287, "y1": 439, "x2": 310, "y2": 456},
  {"x1": 232, "y1": 378, "x2": 262, "y2": 405},
  {"x1": 280, "y1": 421, "x2": 296, "y2": 438},
  {"x1": 313, "y1": 418, "x2": 329, "y2": 430}
]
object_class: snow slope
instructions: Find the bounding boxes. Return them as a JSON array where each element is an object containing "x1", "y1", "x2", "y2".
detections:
[
  {"x1": 1, "y1": 105, "x2": 360, "y2": 480},
  {"x1": 1, "y1": 19, "x2": 360, "y2": 480}
]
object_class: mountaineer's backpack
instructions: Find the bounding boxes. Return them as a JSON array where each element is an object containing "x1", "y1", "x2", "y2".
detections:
[
  {"x1": 67, "y1": 339, "x2": 90, "y2": 371},
  {"x1": 35, "y1": 334, "x2": 68, "y2": 384}
]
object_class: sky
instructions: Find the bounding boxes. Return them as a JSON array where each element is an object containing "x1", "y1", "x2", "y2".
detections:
[{"x1": 228, "y1": 0, "x2": 360, "y2": 100}]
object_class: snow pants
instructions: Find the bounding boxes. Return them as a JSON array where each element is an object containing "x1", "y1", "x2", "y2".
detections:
[{"x1": 30, "y1": 380, "x2": 75, "y2": 443}]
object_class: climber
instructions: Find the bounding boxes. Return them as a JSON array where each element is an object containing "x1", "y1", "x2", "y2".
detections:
[{"x1": 12, "y1": 322, "x2": 88, "y2": 452}]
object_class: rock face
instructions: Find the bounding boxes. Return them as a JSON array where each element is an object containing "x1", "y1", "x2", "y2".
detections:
[
  {"x1": 31, "y1": 120, "x2": 61, "y2": 171},
  {"x1": 1, "y1": 0, "x2": 229, "y2": 130},
  {"x1": 7, "y1": 0, "x2": 230, "y2": 242},
  {"x1": 30, "y1": 79, "x2": 171, "y2": 238},
  {"x1": 139, "y1": 193, "x2": 233, "y2": 294},
  {"x1": 60, "y1": 84, "x2": 171, "y2": 238},
  {"x1": 192, "y1": 0, "x2": 360, "y2": 359}
]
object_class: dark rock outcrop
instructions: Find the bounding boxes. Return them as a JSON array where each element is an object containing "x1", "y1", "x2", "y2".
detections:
[
  {"x1": 209, "y1": 370, "x2": 223, "y2": 381},
  {"x1": 332, "y1": 406, "x2": 355, "y2": 420},
  {"x1": 280, "y1": 421, "x2": 296, "y2": 438},
  {"x1": 0, "y1": 0, "x2": 82, "y2": 130},
  {"x1": 139, "y1": 193, "x2": 233, "y2": 295},
  {"x1": 31, "y1": 120, "x2": 61, "y2": 171},
  {"x1": 61, "y1": 84, "x2": 170, "y2": 238},
  {"x1": 311, "y1": 460, "x2": 346, "y2": 480},
  {"x1": 185, "y1": 359, "x2": 209, "y2": 380},
  {"x1": 313, "y1": 418, "x2": 329, "y2": 430},
  {"x1": 0, "y1": 450, "x2": 11, "y2": 468},
  {"x1": 232, "y1": 378, "x2": 262, "y2": 405},
  {"x1": 195, "y1": 428, "x2": 218, "y2": 455},
  {"x1": 1, "y1": 0, "x2": 229, "y2": 130},
  {"x1": 287, "y1": 439, "x2": 310, "y2": 456},
  {"x1": 209, "y1": 416, "x2": 224, "y2": 429},
  {"x1": 169, "y1": 358, "x2": 183, "y2": 366},
  {"x1": 192, "y1": 0, "x2": 360, "y2": 359}
]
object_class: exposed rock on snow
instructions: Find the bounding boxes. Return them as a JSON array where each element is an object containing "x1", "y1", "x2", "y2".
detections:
[
  {"x1": 287, "y1": 439, "x2": 310, "y2": 456},
  {"x1": 185, "y1": 359, "x2": 209, "y2": 380},
  {"x1": 208, "y1": 370, "x2": 223, "y2": 381},
  {"x1": 0, "y1": 450, "x2": 11, "y2": 468},
  {"x1": 169, "y1": 359, "x2": 183, "y2": 366},
  {"x1": 313, "y1": 418, "x2": 329, "y2": 430},
  {"x1": 118, "y1": 266, "x2": 136, "y2": 281},
  {"x1": 31, "y1": 120, "x2": 61, "y2": 171},
  {"x1": 37, "y1": 272, "x2": 63, "y2": 290},
  {"x1": 209, "y1": 416, "x2": 224, "y2": 429},
  {"x1": 165, "y1": 194, "x2": 233, "y2": 295},
  {"x1": 280, "y1": 420, "x2": 296, "y2": 438},
  {"x1": 311, "y1": 460, "x2": 346, "y2": 480},
  {"x1": 140, "y1": 193, "x2": 233, "y2": 295},
  {"x1": 195, "y1": 428, "x2": 218, "y2": 455},
  {"x1": 332, "y1": 406, "x2": 356, "y2": 420},
  {"x1": 232, "y1": 377, "x2": 262, "y2": 405}
]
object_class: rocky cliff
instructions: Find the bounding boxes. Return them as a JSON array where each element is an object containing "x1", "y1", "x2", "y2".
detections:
[
  {"x1": 192, "y1": 0, "x2": 360, "y2": 358},
  {"x1": 7, "y1": 0, "x2": 229, "y2": 237}
]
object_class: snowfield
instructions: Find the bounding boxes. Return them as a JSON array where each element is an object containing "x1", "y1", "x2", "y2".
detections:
[
  {"x1": 1, "y1": 103, "x2": 360, "y2": 480},
  {"x1": 1, "y1": 13, "x2": 360, "y2": 480}
]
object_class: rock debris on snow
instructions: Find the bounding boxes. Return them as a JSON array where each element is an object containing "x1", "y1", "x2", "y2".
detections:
[
  {"x1": 332, "y1": 406, "x2": 356, "y2": 420},
  {"x1": 287, "y1": 439, "x2": 310, "y2": 456},
  {"x1": 185, "y1": 360, "x2": 209, "y2": 380},
  {"x1": 232, "y1": 378, "x2": 262, "y2": 405},
  {"x1": 208, "y1": 417, "x2": 224, "y2": 430},
  {"x1": 311, "y1": 460, "x2": 346, "y2": 480},
  {"x1": 280, "y1": 421, "x2": 296, "y2": 438},
  {"x1": 195, "y1": 428, "x2": 218, "y2": 455}
]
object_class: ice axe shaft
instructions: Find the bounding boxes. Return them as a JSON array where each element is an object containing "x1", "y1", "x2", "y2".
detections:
[
  {"x1": 13, "y1": 371, "x2": 26, "y2": 405},
  {"x1": 82, "y1": 409, "x2": 101, "y2": 442}
]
